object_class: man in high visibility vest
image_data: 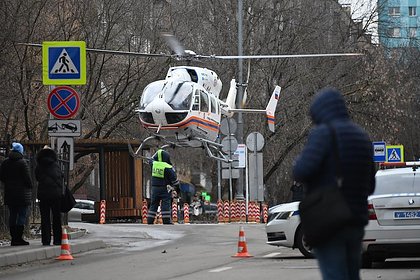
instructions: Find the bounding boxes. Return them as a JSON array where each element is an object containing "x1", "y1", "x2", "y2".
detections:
[{"x1": 147, "y1": 149, "x2": 180, "y2": 224}]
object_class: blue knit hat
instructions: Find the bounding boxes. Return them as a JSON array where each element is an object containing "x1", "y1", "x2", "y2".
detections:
[{"x1": 11, "y1": 142, "x2": 24, "y2": 154}]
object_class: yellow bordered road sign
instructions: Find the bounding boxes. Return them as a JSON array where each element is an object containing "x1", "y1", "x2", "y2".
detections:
[
  {"x1": 42, "y1": 41, "x2": 86, "y2": 85},
  {"x1": 386, "y1": 145, "x2": 404, "y2": 163}
]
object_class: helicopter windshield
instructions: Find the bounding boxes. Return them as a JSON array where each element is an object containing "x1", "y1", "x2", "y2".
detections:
[
  {"x1": 163, "y1": 81, "x2": 193, "y2": 110},
  {"x1": 139, "y1": 80, "x2": 165, "y2": 110}
]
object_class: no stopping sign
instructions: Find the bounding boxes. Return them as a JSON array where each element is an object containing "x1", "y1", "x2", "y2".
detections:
[{"x1": 47, "y1": 86, "x2": 80, "y2": 119}]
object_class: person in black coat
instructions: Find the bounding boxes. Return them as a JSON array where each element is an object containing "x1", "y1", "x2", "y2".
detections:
[
  {"x1": 293, "y1": 88, "x2": 375, "y2": 280},
  {"x1": 0, "y1": 142, "x2": 33, "y2": 246},
  {"x1": 35, "y1": 146, "x2": 63, "y2": 246}
]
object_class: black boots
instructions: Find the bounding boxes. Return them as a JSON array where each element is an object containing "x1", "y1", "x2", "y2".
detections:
[{"x1": 10, "y1": 225, "x2": 29, "y2": 246}]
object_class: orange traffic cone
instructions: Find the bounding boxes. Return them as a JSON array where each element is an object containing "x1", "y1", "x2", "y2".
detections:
[
  {"x1": 56, "y1": 227, "x2": 74, "y2": 260},
  {"x1": 232, "y1": 226, "x2": 253, "y2": 258}
]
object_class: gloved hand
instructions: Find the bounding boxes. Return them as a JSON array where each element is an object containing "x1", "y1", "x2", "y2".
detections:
[{"x1": 173, "y1": 183, "x2": 180, "y2": 194}]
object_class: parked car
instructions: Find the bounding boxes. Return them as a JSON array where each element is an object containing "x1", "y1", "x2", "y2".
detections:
[
  {"x1": 362, "y1": 162, "x2": 420, "y2": 267},
  {"x1": 265, "y1": 201, "x2": 313, "y2": 258},
  {"x1": 68, "y1": 199, "x2": 95, "y2": 222}
]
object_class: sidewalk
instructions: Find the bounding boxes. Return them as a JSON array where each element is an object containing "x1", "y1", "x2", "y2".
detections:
[{"x1": 0, "y1": 229, "x2": 106, "y2": 268}]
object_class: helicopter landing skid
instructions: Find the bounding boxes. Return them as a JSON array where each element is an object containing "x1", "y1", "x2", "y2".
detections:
[
  {"x1": 128, "y1": 135, "x2": 231, "y2": 163},
  {"x1": 128, "y1": 135, "x2": 179, "y2": 160},
  {"x1": 194, "y1": 137, "x2": 232, "y2": 163}
]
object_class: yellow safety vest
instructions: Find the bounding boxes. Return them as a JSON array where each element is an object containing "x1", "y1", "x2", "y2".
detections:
[{"x1": 152, "y1": 150, "x2": 172, "y2": 178}]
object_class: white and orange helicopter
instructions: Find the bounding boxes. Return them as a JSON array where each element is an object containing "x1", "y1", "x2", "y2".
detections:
[{"x1": 22, "y1": 34, "x2": 361, "y2": 161}]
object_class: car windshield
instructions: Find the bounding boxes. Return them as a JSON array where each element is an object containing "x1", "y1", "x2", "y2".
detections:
[
  {"x1": 375, "y1": 172, "x2": 419, "y2": 195},
  {"x1": 162, "y1": 81, "x2": 193, "y2": 110}
]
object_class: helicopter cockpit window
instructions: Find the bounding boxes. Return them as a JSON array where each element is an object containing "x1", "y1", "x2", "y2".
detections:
[
  {"x1": 192, "y1": 91, "x2": 200, "y2": 111},
  {"x1": 139, "y1": 81, "x2": 165, "y2": 110},
  {"x1": 210, "y1": 95, "x2": 217, "y2": 114},
  {"x1": 200, "y1": 91, "x2": 209, "y2": 112},
  {"x1": 163, "y1": 82, "x2": 193, "y2": 110}
]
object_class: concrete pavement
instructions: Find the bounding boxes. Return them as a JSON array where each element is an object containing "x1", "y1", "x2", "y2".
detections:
[{"x1": 0, "y1": 229, "x2": 106, "y2": 268}]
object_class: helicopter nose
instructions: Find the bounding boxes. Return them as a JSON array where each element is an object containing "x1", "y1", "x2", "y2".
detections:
[{"x1": 147, "y1": 98, "x2": 172, "y2": 125}]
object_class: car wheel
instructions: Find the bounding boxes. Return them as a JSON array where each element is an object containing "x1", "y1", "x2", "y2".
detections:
[{"x1": 296, "y1": 227, "x2": 314, "y2": 258}]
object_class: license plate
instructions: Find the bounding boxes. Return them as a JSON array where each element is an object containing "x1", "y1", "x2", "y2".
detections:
[{"x1": 394, "y1": 211, "x2": 420, "y2": 219}]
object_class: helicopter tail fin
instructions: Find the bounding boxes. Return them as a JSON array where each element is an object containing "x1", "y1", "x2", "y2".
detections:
[{"x1": 265, "y1": 86, "x2": 281, "y2": 132}]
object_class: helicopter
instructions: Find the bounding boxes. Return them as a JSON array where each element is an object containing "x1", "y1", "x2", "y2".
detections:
[
  {"x1": 133, "y1": 63, "x2": 281, "y2": 161},
  {"x1": 21, "y1": 34, "x2": 362, "y2": 161}
]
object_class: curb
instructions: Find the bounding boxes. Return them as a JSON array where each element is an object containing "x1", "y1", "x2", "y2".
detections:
[{"x1": 0, "y1": 239, "x2": 106, "y2": 267}]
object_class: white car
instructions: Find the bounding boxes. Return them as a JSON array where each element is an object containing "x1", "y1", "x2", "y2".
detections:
[
  {"x1": 68, "y1": 199, "x2": 95, "y2": 222},
  {"x1": 265, "y1": 201, "x2": 313, "y2": 258},
  {"x1": 362, "y1": 162, "x2": 420, "y2": 267}
]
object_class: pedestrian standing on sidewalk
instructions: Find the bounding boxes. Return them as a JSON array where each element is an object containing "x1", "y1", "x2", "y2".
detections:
[
  {"x1": 0, "y1": 142, "x2": 33, "y2": 246},
  {"x1": 35, "y1": 146, "x2": 63, "y2": 246}
]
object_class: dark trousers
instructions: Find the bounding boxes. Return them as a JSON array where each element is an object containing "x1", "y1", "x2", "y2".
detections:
[
  {"x1": 39, "y1": 199, "x2": 62, "y2": 245},
  {"x1": 8, "y1": 205, "x2": 28, "y2": 227},
  {"x1": 147, "y1": 186, "x2": 172, "y2": 224},
  {"x1": 314, "y1": 226, "x2": 364, "y2": 280}
]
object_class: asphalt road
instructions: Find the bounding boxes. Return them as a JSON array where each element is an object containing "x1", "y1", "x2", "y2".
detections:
[{"x1": 1, "y1": 223, "x2": 419, "y2": 280}]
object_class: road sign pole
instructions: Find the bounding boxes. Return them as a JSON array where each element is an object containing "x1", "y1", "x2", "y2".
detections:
[
  {"x1": 245, "y1": 147, "x2": 249, "y2": 221},
  {"x1": 217, "y1": 138, "x2": 222, "y2": 201},
  {"x1": 235, "y1": 0, "x2": 245, "y2": 201}
]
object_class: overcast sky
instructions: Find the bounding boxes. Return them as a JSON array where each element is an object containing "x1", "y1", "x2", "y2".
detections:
[{"x1": 339, "y1": 0, "x2": 378, "y2": 43}]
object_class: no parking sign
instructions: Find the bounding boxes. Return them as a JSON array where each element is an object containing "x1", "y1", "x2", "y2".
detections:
[{"x1": 47, "y1": 86, "x2": 80, "y2": 119}]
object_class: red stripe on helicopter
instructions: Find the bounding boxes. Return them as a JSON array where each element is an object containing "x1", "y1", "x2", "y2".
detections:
[
  {"x1": 267, "y1": 115, "x2": 275, "y2": 124},
  {"x1": 142, "y1": 116, "x2": 220, "y2": 132}
]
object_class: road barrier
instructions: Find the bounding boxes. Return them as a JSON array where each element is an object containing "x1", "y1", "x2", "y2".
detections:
[
  {"x1": 99, "y1": 200, "x2": 106, "y2": 224},
  {"x1": 183, "y1": 203, "x2": 190, "y2": 224},
  {"x1": 141, "y1": 199, "x2": 148, "y2": 224},
  {"x1": 223, "y1": 201, "x2": 230, "y2": 223},
  {"x1": 217, "y1": 200, "x2": 224, "y2": 223},
  {"x1": 172, "y1": 201, "x2": 178, "y2": 224},
  {"x1": 262, "y1": 203, "x2": 268, "y2": 223}
]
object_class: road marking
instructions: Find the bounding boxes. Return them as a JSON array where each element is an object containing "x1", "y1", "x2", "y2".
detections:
[
  {"x1": 263, "y1": 252, "x2": 282, "y2": 258},
  {"x1": 209, "y1": 267, "x2": 233, "y2": 273}
]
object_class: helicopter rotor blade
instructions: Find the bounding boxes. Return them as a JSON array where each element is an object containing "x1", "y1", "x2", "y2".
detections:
[
  {"x1": 161, "y1": 32, "x2": 186, "y2": 56},
  {"x1": 209, "y1": 53, "x2": 363, "y2": 60},
  {"x1": 18, "y1": 43, "x2": 363, "y2": 60},
  {"x1": 241, "y1": 60, "x2": 251, "y2": 108},
  {"x1": 17, "y1": 43, "x2": 172, "y2": 58}
]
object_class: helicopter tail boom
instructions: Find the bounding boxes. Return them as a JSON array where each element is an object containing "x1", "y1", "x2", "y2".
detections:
[{"x1": 226, "y1": 85, "x2": 281, "y2": 132}]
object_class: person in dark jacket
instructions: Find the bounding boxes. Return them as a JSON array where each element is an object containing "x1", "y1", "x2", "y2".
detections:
[
  {"x1": 147, "y1": 149, "x2": 180, "y2": 224},
  {"x1": 290, "y1": 181, "x2": 304, "y2": 202},
  {"x1": 293, "y1": 88, "x2": 375, "y2": 280},
  {"x1": 0, "y1": 142, "x2": 33, "y2": 246},
  {"x1": 35, "y1": 146, "x2": 63, "y2": 246}
]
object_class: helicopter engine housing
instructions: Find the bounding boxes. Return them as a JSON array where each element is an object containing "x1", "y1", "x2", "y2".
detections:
[{"x1": 165, "y1": 66, "x2": 222, "y2": 98}]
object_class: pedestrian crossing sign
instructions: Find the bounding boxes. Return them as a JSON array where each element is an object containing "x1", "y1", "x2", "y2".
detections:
[
  {"x1": 42, "y1": 41, "x2": 86, "y2": 85},
  {"x1": 386, "y1": 145, "x2": 404, "y2": 163}
]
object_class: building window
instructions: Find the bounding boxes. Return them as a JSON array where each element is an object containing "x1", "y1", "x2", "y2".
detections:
[
  {"x1": 409, "y1": 28, "x2": 417, "y2": 38},
  {"x1": 388, "y1": 28, "x2": 401, "y2": 37},
  {"x1": 409, "y1": 7, "x2": 417, "y2": 16},
  {"x1": 389, "y1": 7, "x2": 400, "y2": 16}
]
